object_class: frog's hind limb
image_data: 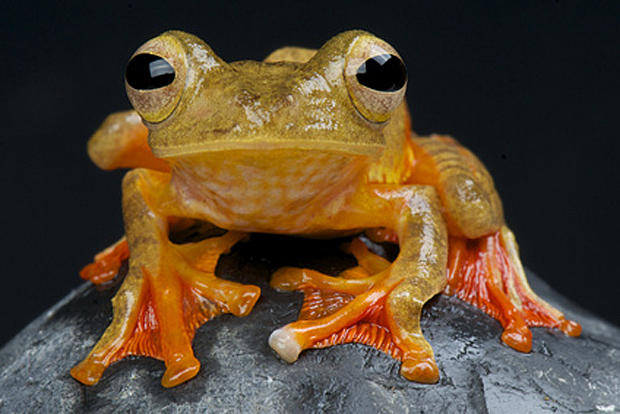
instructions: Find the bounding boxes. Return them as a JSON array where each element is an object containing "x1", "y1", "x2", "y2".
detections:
[
  {"x1": 410, "y1": 134, "x2": 581, "y2": 351},
  {"x1": 71, "y1": 169, "x2": 260, "y2": 387},
  {"x1": 270, "y1": 185, "x2": 448, "y2": 384},
  {"x1": 411, "y1": 134, "x2": 504, "y2": 239}
]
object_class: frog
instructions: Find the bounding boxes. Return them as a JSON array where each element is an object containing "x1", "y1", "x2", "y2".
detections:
[{"x1": 71, "y1": 30, "x2": 581, "y2": 388}]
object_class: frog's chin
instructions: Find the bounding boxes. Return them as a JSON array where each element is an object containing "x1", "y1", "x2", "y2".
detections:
[{"x1": 167, "y1": 148, "x2": 372, "y2": 234}]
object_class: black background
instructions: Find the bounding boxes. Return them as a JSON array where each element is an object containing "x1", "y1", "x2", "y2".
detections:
[{"x1": 2, "y1": 1, "x2": 619, "y2": 346}]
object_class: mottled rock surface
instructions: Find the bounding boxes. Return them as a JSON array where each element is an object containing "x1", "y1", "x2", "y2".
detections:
[{"x1": 1, "y1": 235, "x2": 619, "y2": 413}]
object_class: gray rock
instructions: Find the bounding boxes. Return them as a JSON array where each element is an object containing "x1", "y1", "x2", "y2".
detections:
[{"x1": 1, "y1": 234, "x2": 619, "y2": 413}]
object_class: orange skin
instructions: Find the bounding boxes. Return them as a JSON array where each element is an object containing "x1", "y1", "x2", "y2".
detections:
[{"x1": 72, "y1": 30, "x2": 580, "y2": 388}]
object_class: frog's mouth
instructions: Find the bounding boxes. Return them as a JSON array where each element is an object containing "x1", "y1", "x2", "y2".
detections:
[
  {"x1": 146, "y1": 121, "x2": 386, "y2": 160},
  {"x1": 152, "y1": 138, "x2": 385, "y2": 159}
]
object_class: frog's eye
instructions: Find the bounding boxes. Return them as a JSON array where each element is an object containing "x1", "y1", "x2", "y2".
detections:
[
  {"x1": 126, "y1": 54, "x2": 175, "y2": 90},
  {"x1": 125, "y1": 34, "x2": 188, "y2": 124},
  {"x1": 345, "y1": 37, "x2": 407, "y2": 123},
  {"x1": 356, "y1": 54, "x2": 406, "y2": 92}
]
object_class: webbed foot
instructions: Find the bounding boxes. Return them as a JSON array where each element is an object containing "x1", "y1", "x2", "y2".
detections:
[
  {"x1": 445, "y1": 226, "x2": 581, "y2": 353},
  {"x1": 270, "y1": 238, "x2": 442, "y2": 384},
  {"x1": 72, "y1": 231, "x2": 260, "y2": 387}
]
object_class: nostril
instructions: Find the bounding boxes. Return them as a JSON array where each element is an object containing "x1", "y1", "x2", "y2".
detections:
[
  {"x1": 271, "y1": 93, "x2": 296, "y2": 112},
  {"x1": 284, "y1": 94, "x2": 295, "y2": 106}
]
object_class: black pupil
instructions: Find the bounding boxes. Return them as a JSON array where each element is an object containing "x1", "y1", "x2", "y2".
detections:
[
  {"x1": 356, "y1": 54, "x2": 406, "y2": 92},
  {"x1": 126, "y1": 54, "x2": 175, "y2": 90}
]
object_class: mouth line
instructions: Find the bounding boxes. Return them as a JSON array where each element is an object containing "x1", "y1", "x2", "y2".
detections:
[{"x1": 152, "y1": 139, "x2": 384, "y2": 158}]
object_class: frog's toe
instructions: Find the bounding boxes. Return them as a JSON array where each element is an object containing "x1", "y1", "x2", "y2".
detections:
[
  {"x1": 161, "y1": 355, "x2": 201, "y2": 388},
  {"x1": 226, "y1": 285, "x2": 261, "y2": 317},
  {"x1": 269, "y1": 327, "x2": 303, "y2": 363},
  {"x1": 70, "y1": 358, "x2": 107, "y2": 386},
  {"x1": 501, "y1": 324, "x2": 533, "y2": 353},
  {"x1": 559, "y1": 318, "x2": 582, "y2": 337},
  {"x1": 400, "y1": 357, "x2": 440, "y2": 384},
  {"x1": 80, "y1": 237, "x2": 129, "y2": 285},
  {"x1": 271, "y1": 266, "x2": 377, "y2": 296},
  {"x1": 270, "y1": 267, "x2": 306, "y2": 291}
]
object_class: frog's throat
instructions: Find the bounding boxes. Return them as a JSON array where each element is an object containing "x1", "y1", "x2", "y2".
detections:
[{"x1": 150, "y1": 139, "x2": 385, "y2": 159}]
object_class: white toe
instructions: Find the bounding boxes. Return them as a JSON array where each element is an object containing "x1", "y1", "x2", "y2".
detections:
[{"x1": 268, "y1": 327, "x2": 302, "y2": 363}]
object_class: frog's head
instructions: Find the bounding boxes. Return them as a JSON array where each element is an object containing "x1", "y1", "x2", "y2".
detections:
[{"x1": 125, "y1": 30, "x2": 407, "y2": 160}]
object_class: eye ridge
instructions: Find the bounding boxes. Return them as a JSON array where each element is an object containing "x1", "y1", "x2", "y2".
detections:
[
  {"x1": 356, "y1": 54, "x2": 406, "y2": 93},
  {"x1": 126, "y1": 53, "x2": 176, "y2": 90}
]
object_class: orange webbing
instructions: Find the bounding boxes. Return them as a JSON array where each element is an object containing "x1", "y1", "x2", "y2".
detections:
[
  {"x1": 445, "y1": 231, "x2": 581, "y2": 352},
  {"x1": 101, "y1": 273, "x2": 222, "y2": 365},
  {"x1": 299, "y1": 286, "x2": 403, "y2": 361}
]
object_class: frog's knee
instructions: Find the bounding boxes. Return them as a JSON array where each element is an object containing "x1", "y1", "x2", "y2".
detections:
[
  {"x1": 403, "y1": 186, "x2": 442, "y2": 214},
  {"x1": 121, "y1": 168, "x2": 158, "y2": 195},
  {"x1": 87, "y1": 110, "x2": 149, "y2": 171},
  {"x1": 442, "y1": 174, "x2": 504, "y2": 239},
  {"x1": 121, "y1": 168, "x2": 140, "y2": 189}
]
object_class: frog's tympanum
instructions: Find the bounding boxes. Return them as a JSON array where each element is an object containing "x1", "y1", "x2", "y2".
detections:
[{"x1": 71, "y1": 30, "x2": 581, "y2": 388}]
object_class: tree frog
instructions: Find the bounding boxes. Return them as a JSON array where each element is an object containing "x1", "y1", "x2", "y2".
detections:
[{"x1": 71, "y1": 30, "x2": 581, "y2": 388}]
